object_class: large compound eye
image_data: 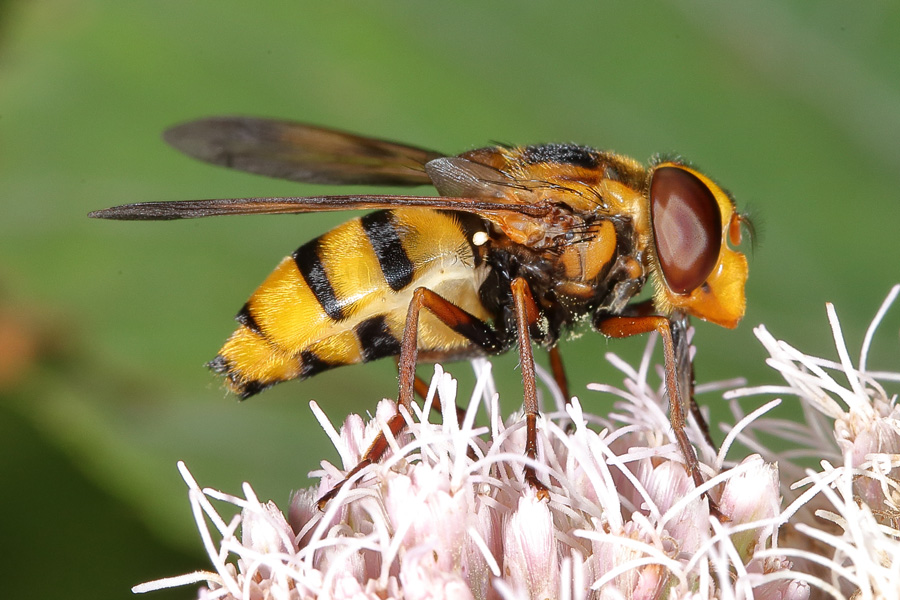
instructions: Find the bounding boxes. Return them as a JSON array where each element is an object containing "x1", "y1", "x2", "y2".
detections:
[{"x1": 650, "y1": 166, "x2": 722, "y2": 294}]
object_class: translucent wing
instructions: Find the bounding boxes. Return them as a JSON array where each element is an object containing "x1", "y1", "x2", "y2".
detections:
[
  {"x1": 163, "y1": 117, "x2": 443, "y2": 186},
  {"x1": 93, "y1": 124, "x2": 558, "y2": 221},
  {"x1": 425, "y1": 156, "x2": 528, "y2": 198},
  {"x1": 88, "y1": 195, "x2": 551, "y2": 221}
]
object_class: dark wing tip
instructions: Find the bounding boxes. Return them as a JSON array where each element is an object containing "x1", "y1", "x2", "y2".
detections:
[
  {"x1": 88, "y1": 203, "x2": 188, "y2": 220},
  {"x1": 162, "y1": 117, "x2": 245, "y2": 165}
]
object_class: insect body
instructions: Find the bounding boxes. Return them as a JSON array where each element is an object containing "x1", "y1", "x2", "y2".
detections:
[{"x1": 90, "y1": 117, "x2": 749, "y2": 502}]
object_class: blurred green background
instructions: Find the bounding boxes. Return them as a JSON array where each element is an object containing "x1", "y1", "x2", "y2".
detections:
[{"x1": 2, "y1": 1, "x2": 898, "y2": 598}]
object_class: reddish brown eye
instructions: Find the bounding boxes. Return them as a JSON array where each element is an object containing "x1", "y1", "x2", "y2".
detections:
[{"x1": 650, "y1": 166, "x2": 722, "y2": 294}]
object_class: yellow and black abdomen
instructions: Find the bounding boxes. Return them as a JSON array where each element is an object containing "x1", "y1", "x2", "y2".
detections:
[{"x1": 210, "y1": 208, "x2": 493, "y2": 398}]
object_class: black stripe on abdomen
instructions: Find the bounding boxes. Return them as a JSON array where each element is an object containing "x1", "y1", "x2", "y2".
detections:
[
  {"x1": 235, "y1": 302, "x2": 263, "y2": 335},
  {"x1": 299, "y1": 349, "x2": 336, "y2": 378},
  {"x1": 361, "y1": 211, "x2": 414, "y2": 291},
  {"x1": 293, "y1": 238, "x2": 345, "y2": 321},
  {"x1": 355, "y1": 315, "x2": 402, "y2": 362}
]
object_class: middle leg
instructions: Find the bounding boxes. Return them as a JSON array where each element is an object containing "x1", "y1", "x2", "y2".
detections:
[{"x1": 510, "y1": 277, "x2": 550, "y2": 500}]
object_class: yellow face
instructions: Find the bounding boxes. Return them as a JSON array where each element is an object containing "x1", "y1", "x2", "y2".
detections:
[{"x1": 647, "y1": 162, "x2": 749, "y2": 329}]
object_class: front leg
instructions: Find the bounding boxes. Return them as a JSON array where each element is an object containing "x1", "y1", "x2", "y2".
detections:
[
  {"x1": 618, "y1": 301, "x2": 715, "y2": 449},
  {"x1": 596, "y1": 314, "x2": 719, "y2": 514}
]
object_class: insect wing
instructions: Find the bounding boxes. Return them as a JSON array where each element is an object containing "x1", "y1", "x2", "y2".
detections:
[
  {"x1": 164, "y1": 117, "x2": 444, "y2": 186},
  {"x1": 88, "y1": 194, "x2": 552, "y2": 221},
  {"x1": 425, "y1": 156, "x2": 524, "y2": 198}
]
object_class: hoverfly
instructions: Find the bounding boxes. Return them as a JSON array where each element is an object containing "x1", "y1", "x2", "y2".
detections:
[{"x1": 90, "y1": 117, "x2": 749, "y2": 504}]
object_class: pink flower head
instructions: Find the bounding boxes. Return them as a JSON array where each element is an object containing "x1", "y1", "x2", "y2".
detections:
[{"x1": 134, "y1": 286, "x2": 900, "y2": 599}]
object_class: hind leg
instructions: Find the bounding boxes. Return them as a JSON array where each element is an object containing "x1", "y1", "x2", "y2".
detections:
[{"x1": 317, "y1": 287, "x2": 503, "y2": 508}]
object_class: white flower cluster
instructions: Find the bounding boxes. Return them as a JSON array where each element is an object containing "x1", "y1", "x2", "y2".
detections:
[
  {"x1": 725, "y1": 285, "x2": 900, "y2": 599},
  {"x1": 135, "y1": 286, "x2": 900, "y2": 600}
]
